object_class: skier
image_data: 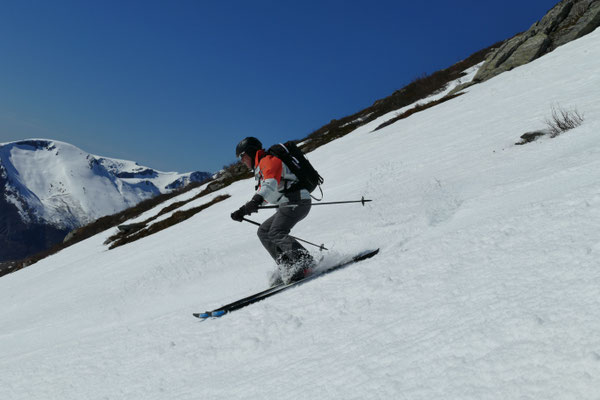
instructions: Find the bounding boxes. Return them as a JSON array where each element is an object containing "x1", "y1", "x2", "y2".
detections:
[{"x1": 231, "y1": 137, "x2": 315, "y2": 285}]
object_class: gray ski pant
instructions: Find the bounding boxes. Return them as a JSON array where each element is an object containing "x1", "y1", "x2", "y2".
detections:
[{"x1": 257, "y1": 199, "x2": 311, "y2": 263}]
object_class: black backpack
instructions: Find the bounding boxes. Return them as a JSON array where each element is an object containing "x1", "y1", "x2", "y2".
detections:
[{"x1": 267, "y1": 141, "x2": 324, "y2": 198}]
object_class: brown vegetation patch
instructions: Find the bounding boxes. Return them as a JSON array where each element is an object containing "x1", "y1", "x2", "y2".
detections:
[
  {"x1": 109, "y1": 194, "x2": 230, "y2": 249},
  {"x1": 373, "y1": 92, "x2": 465, "y2": 131},
  {"x1": 299, "y1": 41, "x2": 502, "y2": 153}
]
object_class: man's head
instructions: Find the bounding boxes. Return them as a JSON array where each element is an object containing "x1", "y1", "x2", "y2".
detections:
[{"x1": 235, "y1": 137, "x2": 262, "y2": 169}]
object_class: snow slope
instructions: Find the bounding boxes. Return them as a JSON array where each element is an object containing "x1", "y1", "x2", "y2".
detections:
[
  {"x1": 1, "y1": 28, "x2": 600, "y2": 400},
  {"x1": 0, "y1": 139, "x2": 211, "y2": 229}
]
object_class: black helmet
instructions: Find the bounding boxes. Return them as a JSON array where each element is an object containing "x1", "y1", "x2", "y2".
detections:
[{"x1": 235, "y1": 137, "x2": 262, "y2": 160}]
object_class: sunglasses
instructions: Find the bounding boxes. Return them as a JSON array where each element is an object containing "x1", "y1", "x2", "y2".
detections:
[{"x1": 238, "y1": 152, "x2": 246, "y2": 161}]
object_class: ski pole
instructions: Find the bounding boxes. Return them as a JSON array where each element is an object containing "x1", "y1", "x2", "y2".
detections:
[
  {"x1": 258, "y1": 196, "x2": 372, "y2": 210},
  {"x1": 242, "y1": 218, "x2": 328, "y2": 251}
]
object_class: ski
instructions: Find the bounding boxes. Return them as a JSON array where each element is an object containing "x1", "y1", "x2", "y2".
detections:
[{"x1": 193, "y1": 248, "x2": 379, "y2": 319}]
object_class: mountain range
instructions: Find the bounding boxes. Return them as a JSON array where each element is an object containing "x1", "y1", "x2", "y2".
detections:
[{"x1": 0, "y1": 139, "x2": 211, "y2": 262}]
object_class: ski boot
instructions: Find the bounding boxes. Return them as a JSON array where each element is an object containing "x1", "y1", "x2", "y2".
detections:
[{"x1": 280, "y1": 250, "x2": 315, "y2": 284}]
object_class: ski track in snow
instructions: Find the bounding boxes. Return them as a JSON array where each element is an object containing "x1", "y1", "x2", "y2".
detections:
[{"x1": 2, "y1": 29, "x2": 600, "y2": 399}]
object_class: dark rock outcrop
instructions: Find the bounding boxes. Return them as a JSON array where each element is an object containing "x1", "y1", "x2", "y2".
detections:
[
  {"x1": 164, "y1": 171, "x2": 212, "y2": 190},
  {"x1": 473, "y1": 0, "x2": 600, "y2": 84},
  {"x1": 115, "y1": 169, "x2": 158, "y2": 179},
  {"x1": 0, "y1": 195, "x2": 69, "y2": 265}
]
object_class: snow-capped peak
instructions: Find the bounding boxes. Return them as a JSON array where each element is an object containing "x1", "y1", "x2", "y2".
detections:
[{"x1": 0, "y1": 139, "x2": 211, "y2": 230}]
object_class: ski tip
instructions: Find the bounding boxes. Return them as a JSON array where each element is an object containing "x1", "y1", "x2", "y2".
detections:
[
  {"x1": 211, "y1": 310, "x2": 227, "y2": 318},
  {"x1": 193, "y1": 310, "x2": 228, "y2": 319},
  {"x1": 355, "y1": 248, "x2": 380, "y2": 260}
]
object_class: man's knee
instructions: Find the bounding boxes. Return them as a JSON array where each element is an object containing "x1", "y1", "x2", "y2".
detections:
[
  {"x1": 257, "y1": 224, "x2": 269, "y2": 242},
  {"x1": 269, "y1": 226, "x2": 290, "y2": 242}
]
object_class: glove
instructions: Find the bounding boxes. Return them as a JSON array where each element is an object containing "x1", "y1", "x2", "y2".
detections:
[
  {"x1": 231, "y1": 208, "x2": 245, "y2": 222},
  {"x1": 244, "y1": 194, "x2": 263, "y2": 214},
  {"x1": 230, "y1": 194, "x2": 264, "y2": 222}
]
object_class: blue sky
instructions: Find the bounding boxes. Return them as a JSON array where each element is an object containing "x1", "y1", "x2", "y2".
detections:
[{"x1": 0, "y1": 0, "x2": 560, "y2": 173}]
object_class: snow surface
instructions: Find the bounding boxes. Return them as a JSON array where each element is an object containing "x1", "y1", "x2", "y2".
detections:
[{"x1": 2, "y1": 28, "x2": 600, "y2": 399}]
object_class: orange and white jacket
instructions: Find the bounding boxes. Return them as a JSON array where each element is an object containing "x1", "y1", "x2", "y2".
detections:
[{"x1": 254, "y1": 150, "x2": 311, "y2": 205}]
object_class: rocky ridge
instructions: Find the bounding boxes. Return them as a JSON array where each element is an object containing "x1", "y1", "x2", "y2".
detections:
[{"x1": 452, "y1": 0, "x2": 600, "y2": 93}]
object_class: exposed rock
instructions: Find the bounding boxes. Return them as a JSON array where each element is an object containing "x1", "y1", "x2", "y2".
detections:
[
  {"x1": 116, "y1": 169, "x2": 158, "y2": 179},
  {"x1": 62, "y1": 229, "x2": 77, "y2": 243},
  {"x1": 13, "y1": 139, "x2": 57, "y2": 151},
  {"x1": 164, "y1": 171, "x2": 211, "y2": 190},
  {"x1": 206, "y1": 180, "x2": 227, "y2": 192},
  {"x1": 515, "y1": 130, "x2": 549, "y2": 145},
  {"x1": 473, "y1": 0, "x2": 600, "y2": 84},
  {"x1": 117, "y1": 222, "x2": 147, "y2": 233},
  {"x1": 0, "y1": 261, "x2": 18, "y2": 278},
  {"x1": 0, "y1": 193, "x2": 69, "y2": 262},
  {"x1": 553, "y1": 0, "x2": 600, "y2": 46}
]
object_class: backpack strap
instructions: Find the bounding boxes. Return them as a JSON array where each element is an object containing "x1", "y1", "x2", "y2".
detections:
[{"x1": 311, "y1": 185, "x2": 323, "y2": 201}]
